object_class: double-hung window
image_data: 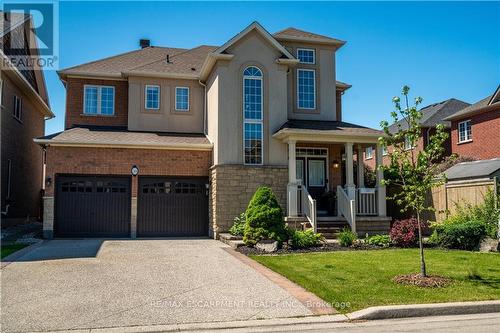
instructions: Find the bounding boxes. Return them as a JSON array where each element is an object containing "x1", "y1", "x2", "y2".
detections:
[
  {"x1": 13, "y1": 95, "x2": 22, "y2": 121},
  {"x1": 297, "y1": 69, "x2": 316, "y2": 109},
  {"x1": 145, "y1": 85, "x2": 160, "y2": 110},
  {"x1": 382, "y1": 145, "x2": 388, "y2": 156},
  {"x1": 175, "y1": 87, "x2": 189, "y2": 111},
  {"x1": 84, "y1": 85, "x2": 115, "y2": 115},
  {"x1": 297, "y1": 48, "x2": 315, "y2": 64},
  {"x1": 458, "y1": 120, "x2": 472, "y2": 143},
  {"x1": 243, "y1": 66, "x2": 263, "y2": 165},
  {"x1": 365, "y1": 146, "x2": 373, "y2": 159}
]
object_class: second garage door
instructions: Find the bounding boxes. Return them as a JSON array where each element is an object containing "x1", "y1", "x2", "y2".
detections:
[{"x1": 137, "y1": 177, "x2": 209, "y2": 237}]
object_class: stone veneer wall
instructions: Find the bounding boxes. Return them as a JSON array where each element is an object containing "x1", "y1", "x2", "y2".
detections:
[{"x1": 209, "y1": 165, "x2": 288, "y2": 238}]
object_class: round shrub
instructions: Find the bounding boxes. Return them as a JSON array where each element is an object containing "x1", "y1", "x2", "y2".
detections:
[
  {"x1": 243, "y1": 187, "x2": 287, "y2": 247},
  {"x1": 390, "y1": 218, "x2": 419, "y2": 247}
]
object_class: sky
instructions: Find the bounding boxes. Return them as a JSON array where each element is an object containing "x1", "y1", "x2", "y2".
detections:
[{"x1": 43, "y1": 1, "x2": 500, "y2": 135}]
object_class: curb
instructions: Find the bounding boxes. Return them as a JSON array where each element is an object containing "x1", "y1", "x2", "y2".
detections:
[
  {"x1": 346, "y1": 300, "x2": 500, "y2": 320},
  {"x1": 1, "y1": 239, "x2": 45, "y2": 269}
]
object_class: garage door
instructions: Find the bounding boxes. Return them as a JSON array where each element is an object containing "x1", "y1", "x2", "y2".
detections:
[
  {"x1": 137, "y1": 177, "x2": 208, "y2": 237},
  {"x1": 55, "y1": 175, "x2": 131, "y2": 237}
]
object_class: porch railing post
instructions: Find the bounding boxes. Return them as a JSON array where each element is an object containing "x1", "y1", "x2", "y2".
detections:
[{"x1": 345, "y1": 142, "x2": 356, "y2": 199}]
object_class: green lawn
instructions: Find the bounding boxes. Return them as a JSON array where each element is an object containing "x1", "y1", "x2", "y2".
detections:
[
  {"x1": 1, "y1": 243, "x2": 28, "y2": 259},
  {"x1": 251, "y1": 249, "x2": 500, "y2": 313}
]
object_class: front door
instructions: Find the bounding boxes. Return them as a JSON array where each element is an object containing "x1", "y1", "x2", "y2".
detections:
[{"x1": 306, "y1": 158, "x2": 327, "y2": 199}]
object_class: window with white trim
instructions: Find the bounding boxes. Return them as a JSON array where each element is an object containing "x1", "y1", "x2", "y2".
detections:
[
  {"x1": 145, "y1": 85, "x2": 160, "y2": 109},
  {"x1": 458, "y1": 120, "x2": 472, "y2": 143},
  {"x1": 13, "y1": 95, "x2": 22, "y2": 121},
  {"x1": 243, "y1": 66, "x2": 263, "y2": 165},
  {"x1": 175, "y1": 87, "x2": 189, "y2": 111},
  {"x1": 84, "y1": 85, "x2": 115, "y2": 115},
  {"x1": 297, "y1": 48, "x2": 315, "y2": 64},
  {"x1": 382, "y1": 145, "x2": 388, "y2": 156},
  {"x1": 365, "y1": 147, "x2": 373, "y2": 159},
  {"x1": 297, "y1": 69, "x2": 315, "y2": 109},
  {"x1": 404, "y1": 135, "x2": 414, "y2": 150}
]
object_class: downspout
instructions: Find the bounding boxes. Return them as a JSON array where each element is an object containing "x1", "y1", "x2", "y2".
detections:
[
  {"x1": 1, "y1": 159, "x2": 12, "y2": 216},
  {"x1": 198, "y1": 80, "x2": 207, "y2": 136}
]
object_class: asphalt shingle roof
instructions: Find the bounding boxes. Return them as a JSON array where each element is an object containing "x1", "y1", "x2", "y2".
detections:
[
  {"x1": 444, "y1": 89, "x2": 500, "y2": 121},
  {"x1": 387, "y1": 98, "x2": 470, "y2": 133},
  {"x1": 36, "y1": 126, "x2": 211, "y2": 148},
  {"x1": 444, "y1": 158, "x2": 500, "y2": 181},
  {"x1": 273, "y1": 27, "x2": 345, "y2": 44},
  {"x1": 276, "y1": 120, "x2": 383, "y2": 136}
]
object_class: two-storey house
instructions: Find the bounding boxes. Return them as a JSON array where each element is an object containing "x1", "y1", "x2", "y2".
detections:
[
  {"x1": 1, "y1": 12, "x2": 54, "y2": 226},
  {"x1": 444, "y1": 85, "x2": 500, "y2": 160},
  {"x1": 36, "y1": 22, "x2": 389, "y2": 239}
]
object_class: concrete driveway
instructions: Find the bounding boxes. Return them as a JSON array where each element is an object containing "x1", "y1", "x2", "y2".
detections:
[{"x1": 1, "y1": 239, "x2": 312, "y2": 332}]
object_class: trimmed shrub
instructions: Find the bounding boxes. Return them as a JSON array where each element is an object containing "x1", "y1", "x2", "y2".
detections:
[
  {"x1": 229, "y1": 213, "x2": 246, "y2": 236},
  {"x1": 290, "y1": 229, "x2": 323, "y2": 249},
  {"x1": 243, "y1": 187, "x2": 287, "y2": 247},
  {"x1": 432, "y1": 219, "x2": 486, "y2": 250},
  {"x1": 339, "y1": 229, "x2": 357, "y2": 247},
  {"x1": 366, "y1": 234, "x2": 391, "y2": 248},
  {"x1": 390, "y1": 218, "x2": 419, "y2": 247}
]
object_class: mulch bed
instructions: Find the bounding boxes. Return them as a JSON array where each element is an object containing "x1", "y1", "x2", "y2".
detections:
[
  {"x1": 236, "y1": 242, "x2": 384, "y2": 255},
  {"x1": 392, "y1": 273, "x2": 452, "y2": 288}
]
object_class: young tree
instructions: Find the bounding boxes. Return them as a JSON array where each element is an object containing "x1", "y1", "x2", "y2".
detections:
[{"x1": 379, "y1": 86, "x2": 448, "y2": 277}]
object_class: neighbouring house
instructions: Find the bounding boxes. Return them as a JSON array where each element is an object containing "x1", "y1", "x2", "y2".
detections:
[
  {"x1": 364, "y1": 98, "x2": 470, "y2": 171},
  {"x1": 444, "y1": 85, "x2": 500, "y2": 160},
  {"x1": 1, "y1": 12, "x2": 54, "y2": 226},
  {"x1": 35, "y1": 22, "x2": 390, "y2": 239}
]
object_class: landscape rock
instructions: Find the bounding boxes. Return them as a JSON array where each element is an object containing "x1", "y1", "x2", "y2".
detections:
[
  {"x1": 479, "y1": 237, "x2": 499, "y2": 252},
  {"x1": 255, "y1": 240, "x2": 278, "y2": 253}
]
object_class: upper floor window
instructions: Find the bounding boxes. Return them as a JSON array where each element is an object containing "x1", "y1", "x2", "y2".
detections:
[
  {"x1": 404, "y1": 135, "x2": 414, "y2": 150},
  {"x1": 84, "y1": 85, "x2": 115, "y2": 115},
  {"x1": 297, "y1": 48, "x2": 315, "y2": 64},
  {"x1": 243, "y1": 66, "x2": 263, "y2": 165},
  {"x1": 458, "y1": 120, "x2": 472, "y2": 143},
  {"x1": 13, "y1": 95, "x2": 22, "y2": 121},
  {"x1": 297, "y1": 69, "x2": 316, "y2": 109},
  {"x1": 145, "y1": 85, "x2": 160, "y2": 110},
  {"x1": 365, "y1": 146, "x2": 373, "y2": 159},
  {"x1": 175, "y1": 87, "x2": 189, "y2": 111}
]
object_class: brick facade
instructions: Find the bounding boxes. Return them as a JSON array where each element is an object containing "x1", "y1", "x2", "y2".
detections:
[
  {"x1": 44, "y1": 146, "x2": 212, "y2": 197},
  {"x1": 209, "y1": 165, "x2": 288, "y2": 237},
  {"x1": 64, "y1": 77, "x2": 129, "y2": 129},
  {"x1": 1, "y1": 75, "x2": 45, "y2": 224},
  {"x1": 450, "y1": 108, "x2": 500, "y2": 160}
]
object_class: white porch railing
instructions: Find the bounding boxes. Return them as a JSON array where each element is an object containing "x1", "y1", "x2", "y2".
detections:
[
  {"x1": 337, "y1": 186, "x2": 356, "y2": 232},
  {"x1": 356, "y1": 188, "x2": 378, "y2": 216},
  {"x1": 296, "y1": 183, "x2": 317, "y2": 233}
]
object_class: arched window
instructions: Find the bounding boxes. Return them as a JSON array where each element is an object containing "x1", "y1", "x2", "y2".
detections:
[{"x1": 243, "y1": 66, "x2": 263, "y2": 165}]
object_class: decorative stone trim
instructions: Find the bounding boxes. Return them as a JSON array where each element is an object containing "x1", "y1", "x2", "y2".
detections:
[{"x1": 43, "y1": 196, "x2": 54, "y2": 239}]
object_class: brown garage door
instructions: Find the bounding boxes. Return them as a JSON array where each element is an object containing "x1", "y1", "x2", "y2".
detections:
[
  {"x1": 55, "y1": 175, "x2": 131, "y2": 237},
  {"x1": 137, "y1": 177, "x2": 208, "y2": 237}
]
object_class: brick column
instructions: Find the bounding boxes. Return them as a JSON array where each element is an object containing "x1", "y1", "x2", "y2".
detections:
[{"x1": 130, "y1": 176, "x2": 138, "y2": 238}]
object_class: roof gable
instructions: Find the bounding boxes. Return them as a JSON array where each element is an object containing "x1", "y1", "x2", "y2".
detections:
[
  {"x1": 273, "y1": 27, "x2": 345, "y2": 47},
  {"x1": 213, "y1": 22, "x2": 295, "y2": 60}
]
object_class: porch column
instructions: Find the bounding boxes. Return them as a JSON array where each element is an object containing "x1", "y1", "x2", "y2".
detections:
[
  {"x1": 376, "y1": 143, "x2": 387, "y2": 216},
  {"x1": 357, "y1": 145, "x2": 365, "y2": 188},
  {"x1": 345, "y1": 142, "x2": 355, "y2": 199},
  {"x1": 287, "y1": 140, "x2": 298, "y2": 216}
]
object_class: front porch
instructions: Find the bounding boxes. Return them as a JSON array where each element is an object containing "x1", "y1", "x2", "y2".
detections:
[{"x1": 274, "y1": 120, "x2": 391, "y2": 236}]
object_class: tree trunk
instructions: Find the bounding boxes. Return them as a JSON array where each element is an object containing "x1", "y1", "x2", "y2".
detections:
[{"x1": 416, "y1": 211, "x2": 427, "y2": 277}]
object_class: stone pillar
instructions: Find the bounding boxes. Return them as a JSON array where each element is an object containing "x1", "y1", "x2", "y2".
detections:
[
  {"x1": 43, "y1": 196, "x2": 54, "y2": 239},
  {"x1": 357, "y1": 145, "x2": 365, "y2": 188},
  {"x1": 287, "y1": 140, "x2": 298, "y2": 216},
  {"x1": 345, "y1": 142, "x2": 355, "y2": 199},
  {"x1": 376, "y1": 143, "x2": 387, "y2": 216}
]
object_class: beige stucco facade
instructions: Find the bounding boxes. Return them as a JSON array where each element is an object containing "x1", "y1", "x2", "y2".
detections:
[{"x1": 127, "y1": 76, "x2": 204, "y2": 133}]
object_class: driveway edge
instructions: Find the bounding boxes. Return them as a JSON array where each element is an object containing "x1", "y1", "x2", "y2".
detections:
[
  {"x1": 346, "y1": 300, "x2": 500, "y2": 320},
  {"x1": 1, "y1": 239, "x2": 45, "y2": 269},
  {"x1": 222, "y1": 247, "x2": 337, "y2": 315}
]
